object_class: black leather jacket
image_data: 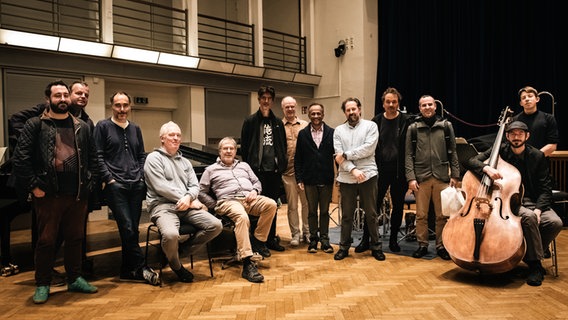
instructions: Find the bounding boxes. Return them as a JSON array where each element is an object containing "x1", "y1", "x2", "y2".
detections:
[{"x1": 12, "y1": 111, "x2": 98, "y2": 200}]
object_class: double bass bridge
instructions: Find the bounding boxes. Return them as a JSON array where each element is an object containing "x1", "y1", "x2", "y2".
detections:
[{"x1": 474, "y1": 197, "x2": 493, "y2": 216}]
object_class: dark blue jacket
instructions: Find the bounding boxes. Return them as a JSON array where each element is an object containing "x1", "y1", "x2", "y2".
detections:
[{"x1": 294, "y1": 123, "x2": 335, "y2": 186}]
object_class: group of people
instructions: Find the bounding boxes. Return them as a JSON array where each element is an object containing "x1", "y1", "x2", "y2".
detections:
[{"x1": 8, "y1": 81, "x2": 563, "y2": 304}]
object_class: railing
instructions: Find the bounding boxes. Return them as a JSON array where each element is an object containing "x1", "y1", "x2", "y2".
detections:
[
  {"x1": 197, "y1": 14, "x2": 254, "y2": 66},
  {"x1": 263, "y1": 28, "x2": 306, "y2": 73},
  {"x1": 0, "y1": 0, "x2": 308, "y2": 74},
  {"x1": 113, "y1": 0, "x2": 187, "y2": 55},
  {"x1": 0, "y1": 0, "x2": 101, "y2": 42},
  {"x1": 550, "y1": 151, "x2": 568, "y2": 192}
]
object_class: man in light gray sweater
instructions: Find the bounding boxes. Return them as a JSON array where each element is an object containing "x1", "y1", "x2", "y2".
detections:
[{"x1": 144, "y1": 121, "x2": 222, "y2": 283}]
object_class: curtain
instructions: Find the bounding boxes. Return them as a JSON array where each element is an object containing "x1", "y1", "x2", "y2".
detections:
[{"x1": 376, "y1": 0, "x2": 565, "y2": 149}]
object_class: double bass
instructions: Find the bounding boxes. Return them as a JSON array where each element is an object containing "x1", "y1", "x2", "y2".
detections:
[{"x1": 442, "y1": 107, "x2": 525, "y2": 274}]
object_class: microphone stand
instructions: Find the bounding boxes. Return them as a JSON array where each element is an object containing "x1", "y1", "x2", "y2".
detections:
[{"x1": 538, "y1": 91, "x2": 556, "y2": 116}]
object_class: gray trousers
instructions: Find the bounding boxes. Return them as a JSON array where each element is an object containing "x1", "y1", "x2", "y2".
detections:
[
  {"x1": 518, "y1": 205, "x2": 563, "y2": 262},
  {"x1": 338, "y1": 176, "x2": 380, "y2": 251},
  {"x1": 151, "y1": 204, "x2": 222, "y2": 270}
]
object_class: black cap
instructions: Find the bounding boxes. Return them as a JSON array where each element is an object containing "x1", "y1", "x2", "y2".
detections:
[{"x1": 506, "y1": 121, "x2": 529, "y2": 132}]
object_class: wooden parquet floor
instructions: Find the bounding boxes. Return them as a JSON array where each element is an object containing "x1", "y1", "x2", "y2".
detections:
[{"x1": 2, "y1": 205, "x2": 568, "y2": 319}]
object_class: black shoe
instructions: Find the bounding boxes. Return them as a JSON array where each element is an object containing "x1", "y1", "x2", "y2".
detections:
[
  {"x1": 371, "y1": 250, "x2": 386, "y2": 261},
  {"x1": 172, "y1": 265, "x2": 194, "y2": 283},
  {"x1": 251, "y1": 236, "x2": 271, "y2": 258},
  {"x1": 242, "y1": 260, "x2": 264, "y2": 283},
  {"x1": 543, "y1": 247, "x2": 552, "y2": 259},
  {"x1": 389, "y1": 235, "x2": 401, "y2": 252},
  {"x1": 412, "y1": 246, "x2": 428, "y2": 258},
  {"x1": 266, "y1": 239, "x2": 285, "y2": 252},
  {"x1": 308, "y1": 240, "x2": 318, "y2": 253},
  {"x1": 437, "y1": 248, "x2": 451, "y2": 260},
  {"x1": 354, "y1": 239, "x2": 370, "y2": 253},
  {"x1": 334, "y1": 249, "x2": 349, "y2": 260},
  {"x1": 320, "y1": 240, "x2": 334, "y2": 253},
  {"x1": 119, "y1": 270, "x2": 146, "y2": 283},
  {"x1": 527, "y1": 263, "x2": 545, "y2": 286}
]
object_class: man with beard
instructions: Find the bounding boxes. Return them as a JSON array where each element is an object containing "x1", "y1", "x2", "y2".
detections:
[
  {"x1": 8, "y1": 81, "x2": 96, "y2": 280},
  {"x1": 13, "y1": 80, "x2": 99, "y2": 303},
  {"x1": 356, "y1": 87, "x2": 411, "y2": 253},
  {"x1": 333, "y1": 97, "x2": 384, "y2": 261},
  {"x1": 94, "y1": 91, "x2": 159, "y2": 285},
  {"x1": 466, "y1": 121, "x2": 563, "y2": 286}
]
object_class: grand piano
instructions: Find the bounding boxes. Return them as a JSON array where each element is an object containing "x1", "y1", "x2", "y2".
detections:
[{"x1": 0, "y1": 142, "x2": 218, "y2": 276}]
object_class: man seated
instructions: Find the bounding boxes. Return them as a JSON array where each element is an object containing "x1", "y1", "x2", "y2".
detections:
[
  {"x1": 466, "y1": 121, "x2": 563, "y2": 286},
  {"x1": 199, "y1": 137, "x2": 277, "y2": 283},
  {"x1": 144, "y1": 121, "x2": 222, "y2": 283}
]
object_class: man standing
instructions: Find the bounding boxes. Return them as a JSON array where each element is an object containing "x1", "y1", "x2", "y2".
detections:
[
  {"x1": 281, "y1": 96, "x2": 309, "y2": 246},
  {"x1": 333, "y1": 97, "x2": 384, "y2": 261},
  {"x1": 513, "y1": 86, "x2": 559, "y2": 157},
  {"x1": 145, "y1": 122, "x2": 222, "y2": 283},
  {"x1": 241, "y1": 85, "x2": 287, "y2": 252},
  {"x1": 8, "y1": 81, "x2": 97, "y2": 279},
  {"x1": 199, "y1": 137, "x2": 277, "y2": 283},
  {"x1": 405, "y1": 95, "x2": 460, "y2": 260},
  {"x1": 357, "y1": 87, "x2": 411, "y2": 253},
  {"x1": 13, "y1": 80, "x2": 98, "y2": 304},
  {"x1": 295, "y1": 103, "x2": 336, "y2": 253},
  {"x1": 94, "y1": 91, "x2": 158, "y2": 285},
  {"x1": 467, "y1": 121, "x2": 563, "y2": 286}
]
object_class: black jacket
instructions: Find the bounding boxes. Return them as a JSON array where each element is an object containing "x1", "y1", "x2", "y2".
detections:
[
  {"x1": 371, "y1": 111, "x2": 411, "y2": 178},
  {"x1": 8, "y1": 102, "x2": 94, "y2": 154},
  {"x1": 240, "y1": 109, "x2": 287, "y2": 173},
  {"x1": 466, "y1": 142, "x2": 553, "y2": 211},
  {"x1": 294, "y1": 123, "x2": 335, "y2": 186},
  {"x1": 12, "y1": 111, "x2": 98, "y2": 200}
]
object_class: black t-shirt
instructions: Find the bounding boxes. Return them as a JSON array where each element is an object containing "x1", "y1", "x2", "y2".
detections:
[
  {"x1": 513, "y1": 110, "x2": 559, "y2": 150},
  {"x1": 260, "y1": 118, "x2": 276, "y2": 172},
  {"x1": 379, "y1": 115, "x2": 399, "y2": 165},
  {"x1": 52, "y1": 117, "x2": 78, "y2": 195}
]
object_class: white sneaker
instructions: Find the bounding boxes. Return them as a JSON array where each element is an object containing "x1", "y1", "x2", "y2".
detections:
[
  {"x1": 290, "y1": 234, "x2": 300, "y2": 247},
  {"x1": 250, "y1": 252, "x2": 264, "y2": 262}
]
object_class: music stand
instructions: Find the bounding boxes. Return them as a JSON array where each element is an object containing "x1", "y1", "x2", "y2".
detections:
[{"x1": 455, "y1": 137, "x2": 480, "y2": 178}]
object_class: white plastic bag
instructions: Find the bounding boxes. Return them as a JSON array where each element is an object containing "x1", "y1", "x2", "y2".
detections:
[{"x1": 441, "y1": 186, "x2": 465, "y2": 216}]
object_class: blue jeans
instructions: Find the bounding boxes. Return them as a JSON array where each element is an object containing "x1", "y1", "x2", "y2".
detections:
[
  {"x1": 304, "y1": 184, "x2": 333, "y2": 241},
  {"x1": 105, "y1": 180, "x2": 146, "y2": 274}
]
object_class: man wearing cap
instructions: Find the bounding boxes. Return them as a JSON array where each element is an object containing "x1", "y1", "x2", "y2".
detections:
[{"x1": 466, "y1": 120, "x2": 563, "y2": 286}]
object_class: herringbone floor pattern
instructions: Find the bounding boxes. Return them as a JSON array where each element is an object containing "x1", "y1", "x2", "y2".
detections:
[{"x1": 2, "y1": 205, "x2": 568, "y2": 319}]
